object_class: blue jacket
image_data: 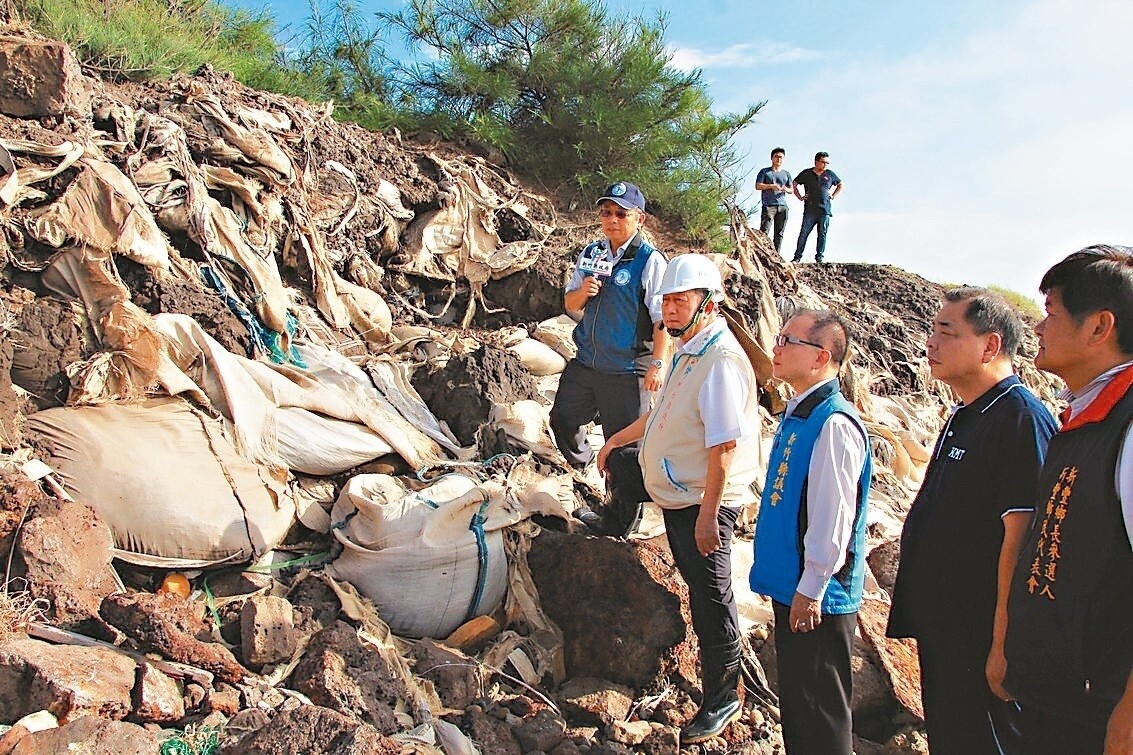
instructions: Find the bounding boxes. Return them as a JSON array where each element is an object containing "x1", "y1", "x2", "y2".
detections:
[
  {"x1": 750, "y1": 381, "x2": 872, "y2": 614},
  {"x1": 572, "y1": 235, "x2": 657, "y2": 375}
]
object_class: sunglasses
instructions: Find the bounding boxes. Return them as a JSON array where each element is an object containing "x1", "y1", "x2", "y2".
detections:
[
  {"x1": 598, "y1": 207, "x2": 634, "y2": 219},
  {"x1": 775, "y1": 333, "x2": 826, "y2": 350}
]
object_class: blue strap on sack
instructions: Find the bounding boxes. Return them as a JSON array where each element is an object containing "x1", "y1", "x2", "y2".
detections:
[{"x1": 463, "y1": 497, "x2": 492, "y2": 624}]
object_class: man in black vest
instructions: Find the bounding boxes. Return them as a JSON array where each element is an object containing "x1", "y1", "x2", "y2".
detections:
[{"x1": 1003, "y1": 245, "x2": 1133, "y2": 754}]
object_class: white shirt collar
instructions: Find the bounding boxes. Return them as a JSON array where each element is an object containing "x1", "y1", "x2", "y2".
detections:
[
  {"x1": 785, "y1": 377, "x2": 839, "y2": 417},
  {"x1": 1060, "y1": 360, "x2": 1133, "y2": 421}
]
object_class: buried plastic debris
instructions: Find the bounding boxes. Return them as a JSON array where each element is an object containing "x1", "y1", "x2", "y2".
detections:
[{"x1": 160, "y1": 725, "x2": 221, "y2": 755}]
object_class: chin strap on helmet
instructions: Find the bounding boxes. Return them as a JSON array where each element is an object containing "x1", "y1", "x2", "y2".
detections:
[{"x1": 666, "y1": 290, "x2": 713, "y2": 338}]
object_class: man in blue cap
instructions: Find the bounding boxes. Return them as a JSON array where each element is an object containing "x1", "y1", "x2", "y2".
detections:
[{"x1": 551, "y1": 181, "x2": 670, "y2": 534}]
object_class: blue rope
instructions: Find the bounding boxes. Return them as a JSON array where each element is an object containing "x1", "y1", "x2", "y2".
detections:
[
  {"x1": 463, "y1": 496, "x2": 492, "y2": 624},
  {"x1": 199, "y1": 265, "x2": 306, "y2": 368}
]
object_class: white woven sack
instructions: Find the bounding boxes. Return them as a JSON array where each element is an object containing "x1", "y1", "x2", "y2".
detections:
[
  {"x1": 325, "y1": 473, "x2": 509, "y2": 639},
  {"x1": 507, "y1": 338, "x2": 566, "y2": 376},
  {"x1": 25, "y1": 399, "x2": 296, "y2": 565},
  {"x1": 273, "y1": 406, "x2": 395, "y2": 475}
]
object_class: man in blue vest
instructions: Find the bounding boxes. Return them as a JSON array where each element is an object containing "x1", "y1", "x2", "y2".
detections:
[
  {"x1": 750, "y1": 309, "x2": 872, "y2": 755},
  {"x1": 887, "y1": 287, "x2": 1056, "y2": 754},
  {"x1": 1003, "y1": 246, "x2": 1133, "y2": 755},
  {"x1": 550, "y1": 182, "x2": 670, "y2": 534}
]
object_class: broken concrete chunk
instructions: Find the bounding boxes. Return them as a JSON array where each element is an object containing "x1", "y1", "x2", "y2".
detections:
[
  {"x1": 221, "y1": 705, "x2": 400, "y2": 755},
  {"x1": 5, "y1": 717, "x2": 162, "y2": 754},
  {"x1": 609, "y1": 719, "x2": 652, "y2": 746},
  {"x1": 131, "y1": 662, "x2": 184, "y2": 725},
  {"x1": 0, "y1": 37, "x2": 91, "y2": 118},
  {"x1": 16, "y1": 497, "x2": 119, "y2": 637},
  {"x1": 513, "y1": 708, "x2": 568, "y2": 752},
  {"x1": 0, "y1": 636, "x2": 135, "y2": 723},
  {"x1": 240, "y1": 595, "x2": 298, "y2": 668},
  {"x1": 411, "y1": 639, "x2": 484, "y2": 710},
  {"x1": 556, "y1": 677, "x2": 634, "y2": 729},
  {"x1": 286, "y1": 621, "x2": 402, "y2": 734},
  {"x1": 462, "y1": 706, "x2": 521, "y2": 755},
  {"x1": 529, "y1": 532, "x2": 697, "y2": 690},
  {"x1": 99, "y1": 593, "x2": 246, "y2": 685}
]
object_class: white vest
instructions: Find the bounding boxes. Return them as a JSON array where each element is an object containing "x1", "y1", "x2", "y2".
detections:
[{"x1": 640, "y1": 325, "x2": 761, "y2": 510}]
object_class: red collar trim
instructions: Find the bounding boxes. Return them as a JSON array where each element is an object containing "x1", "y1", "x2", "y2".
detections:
[{"x1": 1059, "y1": 363, "x2": 1133, "y2": 431}]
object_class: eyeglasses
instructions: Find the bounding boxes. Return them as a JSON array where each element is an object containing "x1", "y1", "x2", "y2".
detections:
[
  {"x1": 817, "y1": 160, "x2": 830, "y2": 165},
  {"x1": 775, "y1": 333, "x2": 826, "y2": 350},
  {"x1": 598, "y1": 207, "x2": 633, "y2": 219}
]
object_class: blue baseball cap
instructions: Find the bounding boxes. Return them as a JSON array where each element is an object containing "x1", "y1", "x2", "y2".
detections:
[{"x1": 595, "y1": 181, "x2": 646, "y2": 212}]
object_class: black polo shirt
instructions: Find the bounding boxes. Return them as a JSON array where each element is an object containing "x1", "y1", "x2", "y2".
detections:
[{"x1": 888, "y1": 376, "x2": 1057, "y2": 647}]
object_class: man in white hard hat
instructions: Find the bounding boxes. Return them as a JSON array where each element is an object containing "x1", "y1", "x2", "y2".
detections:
[{"x1": 598, "y1": 253, "x2": 761, "y2": 744}]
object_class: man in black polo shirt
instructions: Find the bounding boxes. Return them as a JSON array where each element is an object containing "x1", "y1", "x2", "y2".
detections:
[
  {"x1": 888, "y1": 287, "x2": 1057, "y2": 754},
  {"x1": 1004, "y1": 246, "x2": 1133, "y2": 755}
]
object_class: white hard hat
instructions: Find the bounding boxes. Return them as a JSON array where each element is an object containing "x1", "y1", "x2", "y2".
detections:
[{"x1": 657, "y1": 254, "x2": 724, "y2": 298}]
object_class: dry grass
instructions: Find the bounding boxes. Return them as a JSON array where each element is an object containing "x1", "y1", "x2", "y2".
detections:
[{"x1": 0, "y1": 580, "x2": 48, "y2": 640}]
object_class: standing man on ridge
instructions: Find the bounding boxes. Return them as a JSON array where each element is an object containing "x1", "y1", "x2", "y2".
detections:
[
  {"x1": 750, "y1": 309, "x2": 871, "y2": 755},
  {"x1": 887, "y1": 287, "x2": 1057, "y2": 754},
  {"x1": 550, "y1": 181, "x2": 670, "y2": 534},
  {"x1": 598, "y1": 253, "x2": 761, "y2": 745},
  {"x1": 792, "y1": 152, "x2": 842, "y2": 264},
  {"x1": 756, "y1": 147, "x2": 793, "y2": 254},
  {"x1": 1003, "y1": 245, "x2": 1133, "y2": 755}
]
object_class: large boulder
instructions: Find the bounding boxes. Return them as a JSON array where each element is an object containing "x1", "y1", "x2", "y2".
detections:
[
  {"x1": 15, "y1": 497, "x2": 119, "y2": 637},
  {"x1": 0, "y1": 636, "x2": 135, "y2": 723},
  {"x1": 528, "y1": 531, "x2": 699, "y2": 690}
]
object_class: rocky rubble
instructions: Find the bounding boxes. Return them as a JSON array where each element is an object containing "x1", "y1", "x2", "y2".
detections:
[{"x1": 0, "y1": 27, "x2": 1062, "y2": 755}]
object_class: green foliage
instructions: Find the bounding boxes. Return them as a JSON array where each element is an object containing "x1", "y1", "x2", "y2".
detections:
[
  {"x1": 988, "y1": 284, "x2": 1043, "y2": 321},
  {"x1": 379, "y1": 0, "x2": 763, "y2": 248},
  {"x1": 18, "y1": 0, "x2": 324, "y2": 98},
  {"x1": 16, "y1": 0, "x2": 763, "y2": 250},
  {"x1": 937, "y1": 281, "x2": 1043, "y2": 321}
]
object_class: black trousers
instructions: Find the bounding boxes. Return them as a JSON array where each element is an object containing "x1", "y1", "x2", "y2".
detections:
[
  {"x1": 917, "y1": 628, "x2": 1023, "y2": 754},
  {"x1": 550, "y1": 360, "x2": 640, "y2": 468},
  {"x1": 773, "y1": 602, "x2": 855, "y2": 755},
  {"x1": 1019, "y1": 704, "x2": 1106, "y2": 755},
  {"x1": 760, "y1": 204, "x2": 789, "y2": 253},
  {"x1": 663, "y1": 505, "x2": 741, "y2": 675}
]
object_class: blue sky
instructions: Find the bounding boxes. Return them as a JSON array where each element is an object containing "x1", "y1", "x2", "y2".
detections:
[{"x1": 228, "y1": 0, "x2": 1130, "y2": 299}]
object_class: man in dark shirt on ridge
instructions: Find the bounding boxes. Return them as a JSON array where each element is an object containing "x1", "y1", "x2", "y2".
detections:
[{"x1": 792, "y1": 151, "x2": 842, "y2": 264}]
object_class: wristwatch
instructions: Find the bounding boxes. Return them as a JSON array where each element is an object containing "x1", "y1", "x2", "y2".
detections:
[{"x1": 650, "y1": 359, "x2": 664, "y2": 369}]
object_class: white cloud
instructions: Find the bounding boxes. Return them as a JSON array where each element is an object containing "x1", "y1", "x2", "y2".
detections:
[
  {"x1": 669, "y1": 42, "x2": 822, "y2": 72},
  {"x1": 729, "y1": 0, "x2": 1133, "y2": 296}
]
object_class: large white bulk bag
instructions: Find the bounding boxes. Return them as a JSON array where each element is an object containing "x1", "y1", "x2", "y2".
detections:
[
  {"x1": 325, "y1": 474, "x2": 510, "y2": 639},
  {"x1": 25, "y1": 399, "x2": 296, "y2": 565},
  {"x1": 507, "y1": 338, "x2": 566, "y2": 376}
]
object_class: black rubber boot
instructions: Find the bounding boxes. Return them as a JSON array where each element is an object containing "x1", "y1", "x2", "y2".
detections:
[
  {"x1": 681, "y1": 643, "x2": 743, "y2": 744},
  {"x1": 603, "y1": 446, "x2": 649, "y2": 537}
]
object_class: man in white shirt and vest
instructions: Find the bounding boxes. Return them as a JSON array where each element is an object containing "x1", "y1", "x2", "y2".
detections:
[
  {"x1": 750, "y1": 309, "x2": 872, "y2": 755},
  {"x1": 597, "y1": 253, "x2": 761, "y2": 744}
]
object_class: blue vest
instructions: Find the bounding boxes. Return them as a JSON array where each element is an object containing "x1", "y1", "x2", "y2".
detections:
[
  {"x1": 572, "y1": 235, "x2": 657, "y2": 375},
  {"x1": 749, "y1": 381, "x2": 872, "y2": 614}
]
